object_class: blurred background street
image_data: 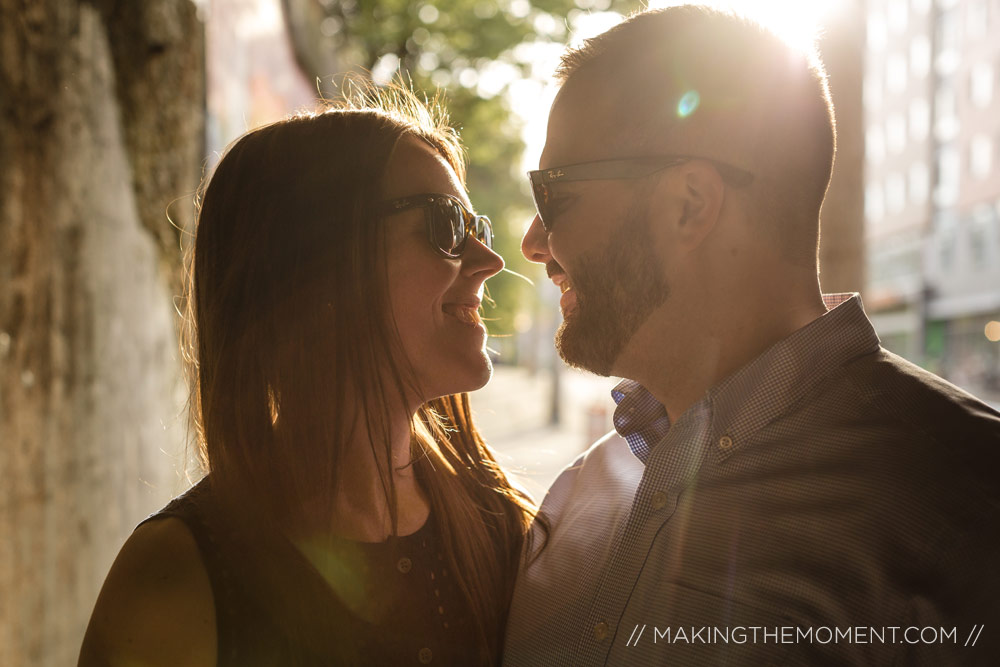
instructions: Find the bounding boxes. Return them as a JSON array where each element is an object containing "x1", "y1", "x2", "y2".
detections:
[{"x1": 471, "y1": 364, "x2": 618, "y2": 499}]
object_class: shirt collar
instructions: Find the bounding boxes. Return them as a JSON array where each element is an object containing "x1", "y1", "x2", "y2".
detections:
[
  {"x1": 611, "y1": 293, "x2": 880, "y2": 464},
  {"x1": 611, "y1": 379, "x2": 670, "y2": 464}
]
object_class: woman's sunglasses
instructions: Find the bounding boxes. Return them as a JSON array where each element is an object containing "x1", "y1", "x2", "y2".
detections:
[{"x1": 380, "y1": 193, "x2": 494, "y2": 259}]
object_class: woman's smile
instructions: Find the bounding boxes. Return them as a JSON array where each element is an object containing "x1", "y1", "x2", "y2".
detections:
[{"x1": 442, "y1": 301, "x2": 484, "y2": 329}]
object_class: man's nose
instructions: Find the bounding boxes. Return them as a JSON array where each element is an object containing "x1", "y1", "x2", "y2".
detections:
[{"x1": 521, "y1": 213, "x2": 551, "y2": 264}]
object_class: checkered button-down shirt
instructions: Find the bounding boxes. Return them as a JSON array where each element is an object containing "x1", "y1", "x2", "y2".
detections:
[
  {"x1": 503, "y1": 294, "x2": 1000, "y2": 666},
  {"x1": 610, "y1": 379, "x2": 670, "y2": 464}
]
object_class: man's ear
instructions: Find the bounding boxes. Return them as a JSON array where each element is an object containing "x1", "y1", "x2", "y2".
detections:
[{"x1": 672, "y1": 160, "x2": 725, "y2": 251}]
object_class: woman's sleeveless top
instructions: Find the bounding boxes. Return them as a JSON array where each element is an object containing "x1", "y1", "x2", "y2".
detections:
[{"x1": 139, "y1": 478, "x2": 483, "y2": 665}]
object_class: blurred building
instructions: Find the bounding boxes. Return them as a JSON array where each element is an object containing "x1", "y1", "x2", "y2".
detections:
[
  {"x1": 205, "y1": 0, "x2": 316, "y2": 159},
  {"x1": 818, "y1": 0, "x2": 868, "y2": 297},
  {"x1": 864, "y1": 0, "x2": 1000, "y2": 403}
]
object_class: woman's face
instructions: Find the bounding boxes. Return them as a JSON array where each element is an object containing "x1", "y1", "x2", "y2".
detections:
[{"x1": 380, "y1": 136, "x2": 504, "y2": 405}]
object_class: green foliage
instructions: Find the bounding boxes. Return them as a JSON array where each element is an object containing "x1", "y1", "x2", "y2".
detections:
[{"x1": 294, "y1": 0, "x2": 643, "y2": 359}]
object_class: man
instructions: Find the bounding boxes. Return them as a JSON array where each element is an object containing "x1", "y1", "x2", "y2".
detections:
[{"x1": 503, "y1": 6, "x2": 999, "y2": 666}]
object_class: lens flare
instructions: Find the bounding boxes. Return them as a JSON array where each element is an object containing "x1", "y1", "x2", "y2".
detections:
[
  {"x1": 985, "y1": 321, "x2": 1000, "y2": 342},
  {"x1": 677, "y1": 90, "x2": 700, "y2": 118}
]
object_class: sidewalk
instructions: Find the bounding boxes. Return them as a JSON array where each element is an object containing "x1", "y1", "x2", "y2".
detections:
[{"x1": 468, "y1": 364, "x2": 619, "y2": 500}]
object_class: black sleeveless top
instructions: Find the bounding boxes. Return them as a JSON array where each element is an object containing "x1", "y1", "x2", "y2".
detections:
[{"x1": 139, "y1": 478, "x2": 485, "y2": 666}]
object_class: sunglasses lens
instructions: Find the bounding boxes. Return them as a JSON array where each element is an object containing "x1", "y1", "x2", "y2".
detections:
[
  {"x1": 430, "y1": 199, "x2": 462, "y2": 256},
  {"x1": 475, "y1": 216, "x2": 493, "y2": 249},
  {"x1": 530, "y1": 180, "x2": 551, "y2": 231},
  {"x1": 427, "y1": 197, "x2": 493, "y2": 257}
]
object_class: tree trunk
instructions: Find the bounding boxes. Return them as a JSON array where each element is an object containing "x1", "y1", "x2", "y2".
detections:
[{"x1": 0, "y1": 1, "x2": 204, "y2": 664}]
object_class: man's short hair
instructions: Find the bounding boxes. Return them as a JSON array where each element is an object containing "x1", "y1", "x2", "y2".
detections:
[{"x1": 556, "y1": 5, "x2": 837, "y2": 266}]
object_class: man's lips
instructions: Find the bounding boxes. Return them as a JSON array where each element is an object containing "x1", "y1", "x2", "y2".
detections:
[
  {"x1": 551, "y1": 274, "x2": 577, "y2": 312},
  {"x1": 547, "y1": 262, "x2": 573, "y2": 294}
]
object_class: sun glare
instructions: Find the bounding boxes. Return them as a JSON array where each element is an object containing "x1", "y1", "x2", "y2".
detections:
[
  {"x1": 516, "y1": 1, "x2": 840, "y2": 172},
  {"x1": 648, "y1": 0, "x2": 838, "y2": 54}
]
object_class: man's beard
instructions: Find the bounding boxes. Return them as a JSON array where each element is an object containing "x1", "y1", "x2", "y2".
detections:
[{"x1": 555, "y1": 197, "x2": 670, "y2": 376}]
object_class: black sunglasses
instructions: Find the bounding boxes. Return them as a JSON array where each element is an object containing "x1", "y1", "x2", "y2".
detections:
[
  {"x1": 380, "y1": 193, "x2": 494, "y2": 258},
  {"x1": 527, "y1": 155, "x2": 755, "y2": 231}
]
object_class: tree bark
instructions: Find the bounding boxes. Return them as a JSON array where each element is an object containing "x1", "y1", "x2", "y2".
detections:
[{"x1": 0, "y1": 1, "x2": 204, "y2": 664}]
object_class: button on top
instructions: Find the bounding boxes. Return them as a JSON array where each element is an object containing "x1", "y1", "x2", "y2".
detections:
[
  {"x1": 719, "y1": 435, "x2": 734, "y2": 450},
  {"x1": 397, "y1": 557, "x2": 412, "y2": 574},
  {"x1": 594, "y1": 621, "x2": 610, "y2": 641},
  {"x1": 651, "y1": 491, "x2": 668, "y2": 510},
  {"x1": 418, "y1": 647, "x2": 433, "y2": 664}
]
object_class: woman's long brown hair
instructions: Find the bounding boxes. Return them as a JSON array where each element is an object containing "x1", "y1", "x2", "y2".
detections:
[{"x1": 181, "y1": 84, "x2": 535, "y2": 663}]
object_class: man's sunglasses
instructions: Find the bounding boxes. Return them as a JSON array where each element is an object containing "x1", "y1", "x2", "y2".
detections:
[
  {"x1": 527, "y1": 155, "x2": 755, "y2": 231},
  {"x1": 380, "y1": 193, "x2": 494, "y2": 259}
]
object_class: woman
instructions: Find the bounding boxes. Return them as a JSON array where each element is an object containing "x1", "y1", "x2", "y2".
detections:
[{"x1": 79, "y1": 86, "x2": 535, "y2": 666}]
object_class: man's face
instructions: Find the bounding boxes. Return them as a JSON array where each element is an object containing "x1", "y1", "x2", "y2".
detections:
[
  {"x1": 522, "y1": 83, "x2": 671, "y2": 376},
  {"x1": 553, "y1": 193, "x2": 670, "y2": 376}
]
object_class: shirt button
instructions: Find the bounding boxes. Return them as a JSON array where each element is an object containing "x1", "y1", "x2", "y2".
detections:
[
  {"x1": 594, "y1": 621, "x2": 610, "y2": 641},
  {"x1": 651, "y1": 491, "x2": 668, "y2": 510},
  {"x1": 397, "y1": 557, "x2": 412, "y2": 573},
  {"x1": 418, "y1": 647, "x2": 433, "y2": 664},
  {"x1": 719, "y1": 435, "x2": 734, "y2": 450}
]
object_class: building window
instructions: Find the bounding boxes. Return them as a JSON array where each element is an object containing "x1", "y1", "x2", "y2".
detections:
[
  {"x1": 971, "y1": 205, "x2": 995, "y2": 268},
  {"x1": 935, "y1": 146, "x2": 960, "y2": 207},
  {"x1": 969, "y1": 215, "x2": 988, "y2": 268},
  {"x1": 886, "y1": 172, "x2": 907, "y2": 214},
  {"x1": 936, "y1": 8, "x2": 961, "y2": 60},
  {"x1": 867, "y1": 125, "x2": 886, "y2": 163},
  {"x1": 967, "y1": 0, "x2": 989, "y2": 39},
  {"x1": 971, "y1": 135, "x2": 993, "y2": 179},
  {"x1": 864, "y1": 73, "x2": 884, "y2": 111},
  {"x1": 910, "y1": 162, "x2": 930, "y2": 205},
  {"x1": 970, "y1": 62, "x2": 994, "y2": 108},
  {"x1": 935, "y1": 212, "x2": 958, "y2": 272},
  {"x1": 909, "y1": 97, "x2": 930, "y2": 141},
  {"x1": 887, "y1": 113, "x2": 907, "y2": 153},
  {"x1": 867, "y1": 10, "x2": 887, "y2": 52},
  {"x1": 866, "y1": 182, "x2": 885, "y2": 222},
  {"x1": 935, "y1": 86, "x2": 959, "y2": 141},
  {"x1": 910, "y1": 36, "x2": 931, "y2": 79},
  {"x1": 887, "y1": 0, "x2": 908, "y2": 34},
  {"x1": 887, "y1": 53, "x2": 908, "y2": 93}
]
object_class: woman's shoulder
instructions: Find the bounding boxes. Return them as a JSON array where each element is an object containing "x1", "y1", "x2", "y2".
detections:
[{"x1": 78, "y1": 516, "x2": 217, "y2": 667}]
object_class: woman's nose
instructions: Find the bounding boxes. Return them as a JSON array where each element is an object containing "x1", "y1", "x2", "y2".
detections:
[{"x1": 461, "y1": 236, "x2": 505, "y2": 281}]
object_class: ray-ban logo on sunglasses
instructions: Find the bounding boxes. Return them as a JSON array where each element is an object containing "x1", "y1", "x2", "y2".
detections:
[
  {"x1": 547, "y1": 169, "x2": 565, "y2": 180},
  {"x1": 394, "y1": 199, "x2": 420, "y2": 209}
]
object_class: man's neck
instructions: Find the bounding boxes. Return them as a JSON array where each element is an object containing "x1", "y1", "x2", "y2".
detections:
[{"x1": 615, "y1": 287, "x2": 828, "y2": 423}]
